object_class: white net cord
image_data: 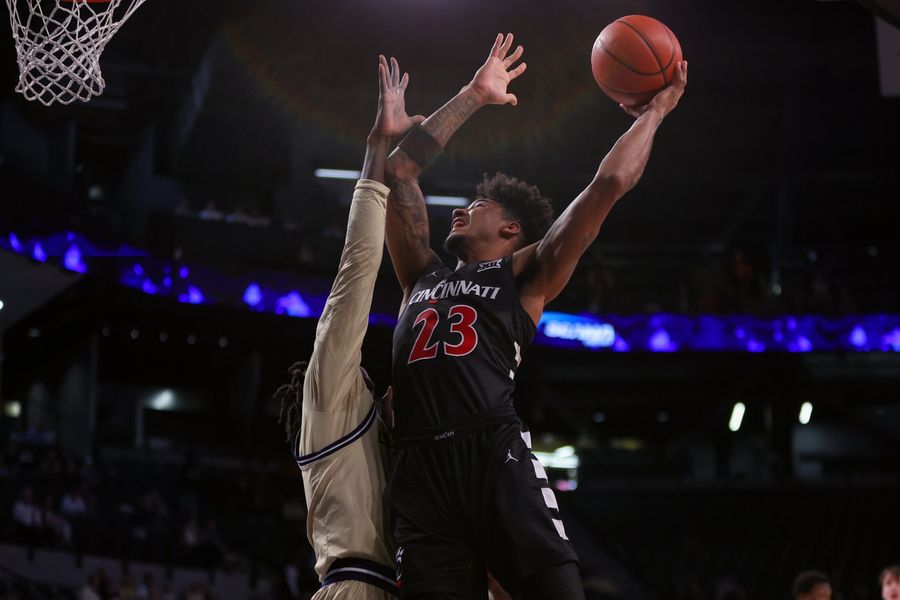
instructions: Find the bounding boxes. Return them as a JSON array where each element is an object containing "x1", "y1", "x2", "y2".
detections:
[{"x1": 4, "y1": 0, "x2": 148, "y2": 106}]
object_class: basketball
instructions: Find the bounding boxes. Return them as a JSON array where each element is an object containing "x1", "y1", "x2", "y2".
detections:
[{"x1": 591, "y1": 15, "x2": 683, "y2": 107}]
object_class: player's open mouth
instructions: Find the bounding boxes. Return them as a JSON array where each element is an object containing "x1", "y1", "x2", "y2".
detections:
[{"x1": 451, "y1": 218, "x2": 466, "y2": 229}]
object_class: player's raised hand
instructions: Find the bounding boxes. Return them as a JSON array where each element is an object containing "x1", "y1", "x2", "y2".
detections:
[
  {"x1": 620, "y1": 60, "x2": 688, "y2": 119},
  {"x1": 372, "y1": 55, "x2": 425, "y2": 139},
  {"x1": 467, "y1": 33, "x2": 527, "y2": 107}
]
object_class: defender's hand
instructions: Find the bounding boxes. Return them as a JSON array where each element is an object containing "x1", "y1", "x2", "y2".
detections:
[
  {"x1": 378, "y1": 386, "x2": 394, "y2": 431},
  {"x1": 466, "y1": 33, "x2": 527, "y2": 107},
  {"x1": 620, "y1": 60, "x2": 688, "y2": 119},
  {"x1": 373, "y1": 55, "x2": 425, "y2": 139}
]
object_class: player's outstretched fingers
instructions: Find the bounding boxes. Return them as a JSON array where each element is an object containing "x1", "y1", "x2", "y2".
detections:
[
  {"x1": 503, "y1": 45, "x2": 524, "y2": 68},
  {"x1": 499, "y1": 33, "x2": 514, "y2": 58},
  {"x1": 508, "y1": 62, "x2": 527, "y2": 81},
  {"x1": 390, "y1": 57, "x2": 400, "y2": 86},
  {"x1": 489, "y1": 33, "x2": 503, "y2": 58},
  {"x1": 378, "y1": 55, "x2": 389, "y2": 85}
]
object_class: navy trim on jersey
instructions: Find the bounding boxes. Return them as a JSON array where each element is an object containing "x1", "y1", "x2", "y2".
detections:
[
  {"x1": 321, "y1": 557, "x2": 398, "y2": 595},
  {"x1": 293, "y1": 402, "x2": 377, "y2": 466}
]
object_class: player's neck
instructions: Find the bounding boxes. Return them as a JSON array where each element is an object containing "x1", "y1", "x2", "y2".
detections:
[{"x1": 453, "y1": 241, "x2": 513, "y2": 270}]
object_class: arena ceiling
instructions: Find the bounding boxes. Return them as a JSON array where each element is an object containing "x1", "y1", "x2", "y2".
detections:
[{"x1": 1, "y1": 0, "x2": 898, "y2": 248}]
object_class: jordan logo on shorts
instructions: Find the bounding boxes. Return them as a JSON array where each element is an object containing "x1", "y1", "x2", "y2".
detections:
[
  {"x1": 395, "y1": 546, "x2": 405, "y2": 585},
  {"x1": 505, "y1": 449, "x2": 518, "y2": 464}
]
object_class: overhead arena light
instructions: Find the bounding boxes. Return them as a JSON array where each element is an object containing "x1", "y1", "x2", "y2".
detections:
[
  {"x1": 148, "y1": 389, "x2": 175, "y2": 411},
  {"x1": 314, "y1": 168, "x2": 361, "y2": 180},
  {"x1": 728, "y1": 402, "x2": 746, "y2": 432},
  {"x1": 798, "y1": 402, "x2": 813, "y2": 425},
  {"x1": 425, "y1": 195, "x2": 469, "y2": 207},
  {"x1": 532, "y1": 445, "x2": 580, "y2": 470}
]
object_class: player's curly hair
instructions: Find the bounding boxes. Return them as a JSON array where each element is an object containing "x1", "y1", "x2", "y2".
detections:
[
  {"x1": 476, "y1": 172, "x2": 554, "y2": 247},
  {"x1": 274, "y1": 361, "x2": 308, "y2": 444}
]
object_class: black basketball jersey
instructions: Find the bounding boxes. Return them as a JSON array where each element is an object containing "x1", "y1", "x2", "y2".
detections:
[{"x1": 391, "y1": 255, "x2": 536, "y2": 436}]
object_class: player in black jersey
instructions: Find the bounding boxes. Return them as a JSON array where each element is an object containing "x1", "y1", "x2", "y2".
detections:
[{"x1": 384, "y1": 34, "x2": 688, "y2": 599}]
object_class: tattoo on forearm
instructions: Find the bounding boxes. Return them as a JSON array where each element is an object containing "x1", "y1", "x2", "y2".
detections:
[
  {"x1": 384, "y1": 92, "x2": 480, "y2": 269},
  {"x1": 422, "y1": 94, "x2": 480, "y2": 145},
  {"x1": 390, "y1": 179, "x2": 431, "y2": 254}
]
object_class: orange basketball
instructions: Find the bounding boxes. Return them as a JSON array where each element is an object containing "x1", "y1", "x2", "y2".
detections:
[{"x1": 591, "y1": 15, "x2": 683, "y2": 107}]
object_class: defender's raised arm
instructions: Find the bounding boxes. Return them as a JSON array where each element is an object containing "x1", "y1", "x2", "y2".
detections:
[{"x1": 303, "y1": 56, "x2": 422, "y2": 410}]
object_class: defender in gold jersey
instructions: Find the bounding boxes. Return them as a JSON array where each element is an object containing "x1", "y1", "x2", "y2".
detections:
[{"x1": 275, "y1": 55, "x2": 424, "y2": 600}]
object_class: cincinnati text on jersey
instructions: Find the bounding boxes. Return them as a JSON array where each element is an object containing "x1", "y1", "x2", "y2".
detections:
[{"x1": 407, "y1": 279, "x2": 502, "y2": 306}]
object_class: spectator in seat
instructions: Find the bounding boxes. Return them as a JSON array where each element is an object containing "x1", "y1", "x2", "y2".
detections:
[
  {"x1": 119, "y1": 574, "x2": 138, "y2": 600},
  {"x1": 793, "y1": 571, "x2": 832, "y2": 600},
  {"x1": 79, "y1": 572, "x2": 101, "y2": 600},
  {"x1": 12, "y1": 487, "x2": 43, "y2": 543},
  {"x1": 61, "y1": 486, "x2": 87, "y2": 517},
  {"x1": 882, "y1": 566, "x2": 900, "y2": 600},
  {"x1": 181, "y1": 515, "x2": 201, "y2": 562},
  {"x1": 42, "y1": 496, "x2": 72, "y2": 545}
]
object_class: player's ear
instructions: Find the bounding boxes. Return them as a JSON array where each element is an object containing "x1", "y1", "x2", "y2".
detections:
[{"x1": 500, "y1": 220, "x2": 521, "y2": 240}]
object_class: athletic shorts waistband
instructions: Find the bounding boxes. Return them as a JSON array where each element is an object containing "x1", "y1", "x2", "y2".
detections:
[
  {"x1": 391, "y1": 405, "x2": 519, "y2": 447},
  {"x1": 321, "y1": 557, "x2": 398, "y2": 596}
]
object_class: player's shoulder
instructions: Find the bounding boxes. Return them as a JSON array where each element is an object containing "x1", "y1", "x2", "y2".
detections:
[{"x1": 418, "y1": 256, "x2": 452, "y2": 282}]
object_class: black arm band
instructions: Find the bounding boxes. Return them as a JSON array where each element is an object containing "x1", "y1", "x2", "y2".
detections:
[{"x1": 397, "y1": 125, "x2": 443, "y2": 170}]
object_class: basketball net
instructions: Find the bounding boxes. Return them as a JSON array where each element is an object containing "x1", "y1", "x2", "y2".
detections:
[{"x1": 4, "y1": 0, "x2": 149, "y2": 106}]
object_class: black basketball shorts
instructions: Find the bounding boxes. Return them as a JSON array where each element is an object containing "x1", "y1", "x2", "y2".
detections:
[{"x1": 389, "y1": 420, "x2": 578, "y2": 598}]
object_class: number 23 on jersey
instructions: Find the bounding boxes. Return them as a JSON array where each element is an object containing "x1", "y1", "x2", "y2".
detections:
[{"x1": 408, "y1": 304, "x2": 479, "y2": 363}]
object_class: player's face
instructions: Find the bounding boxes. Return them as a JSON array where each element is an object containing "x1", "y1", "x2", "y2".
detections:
[
  {"x1": 445, "y1": 198, "x2": 515, "y2": 255},
  {"x1": 884, "y1": 574, "x2": 900, "y2": 600}
]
